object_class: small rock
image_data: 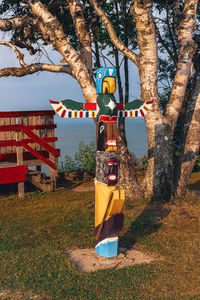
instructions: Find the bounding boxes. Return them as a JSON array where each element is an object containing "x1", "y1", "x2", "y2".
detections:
[{"x1": 116, "y1": 253, "x2": 125, "y2": 259}]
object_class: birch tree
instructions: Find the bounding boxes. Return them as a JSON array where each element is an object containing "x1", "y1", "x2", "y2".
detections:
[{"x1": 0, "y1": 0, "x2": 199, "y2": 200}]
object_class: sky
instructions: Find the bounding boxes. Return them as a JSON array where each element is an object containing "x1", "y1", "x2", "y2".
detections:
[{"x1": 0, "y1": 41, "x2": 141, "y2": 112}]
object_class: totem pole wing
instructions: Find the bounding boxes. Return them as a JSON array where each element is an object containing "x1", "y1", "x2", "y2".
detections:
[
  {"x1": 117, "y1": 99, "x2": 154, "y2": 118},
  {"x1": 49, "y1": 99, "x2": 97, "y2": 119}
]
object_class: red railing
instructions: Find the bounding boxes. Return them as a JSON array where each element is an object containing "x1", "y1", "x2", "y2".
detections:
[
  {"x1": 0, "y1": 110, "x2": 60, "y2": 170},
  {"x1": 0, "y1": 165, "x2": 28, "y2": 185},
  {"x1": 0, "y1": 125, "x2": 60, "y2": 169}
]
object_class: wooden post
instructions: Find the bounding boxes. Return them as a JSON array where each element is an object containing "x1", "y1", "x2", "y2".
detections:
[
  {"x1": 16, "y1": 117, "x2": 24, "y2": 197},
  {"x1": 0, "y1": 117, "x2": 6, "y2": 154},
  {"x1": 48, "y1": 115, "x2": 57, "y2": 190}
]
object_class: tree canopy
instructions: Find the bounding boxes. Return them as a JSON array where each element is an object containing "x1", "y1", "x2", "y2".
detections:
[{"x1": 0, "y1": 0, "x2": 199, "y2": 199}]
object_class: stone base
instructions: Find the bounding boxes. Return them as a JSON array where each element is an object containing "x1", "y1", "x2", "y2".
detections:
[{"x1": 65, "y1": 247, "x2": 161, "y2": 272}]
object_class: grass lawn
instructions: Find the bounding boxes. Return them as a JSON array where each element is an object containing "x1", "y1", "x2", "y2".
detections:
[{"x1": 0, "y1": 174, "x2": 200, "y2": 299}]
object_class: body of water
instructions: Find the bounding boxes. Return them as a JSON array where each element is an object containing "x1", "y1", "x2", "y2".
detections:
[{"x1": 54, "y1": 116, "x2": 148, "y2": 167}]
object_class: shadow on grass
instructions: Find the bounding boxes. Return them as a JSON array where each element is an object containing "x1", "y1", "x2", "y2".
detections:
[
  {"x1": 0, "y1": 181, "x2": 39, "y2": 198},
  {"x1": 120, "y1": 198, "x2": 171, "y2": 250}
]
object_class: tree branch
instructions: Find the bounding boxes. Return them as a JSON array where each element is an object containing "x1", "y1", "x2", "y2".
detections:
[
  {"x1": 154, "y1": 23, "x2": 177, "y2": 64},
  {"x1": 131, "y1": 0, "x2": 158, "y2": 101},
  {"x1": 89, "y1": 0, "x2": 139, "y2": 66},
  {"x1": 0, "y1": 16, "x2": 36, "y2": 31},
  {"x1": 166, "y1": 2, "x2": 178, "y2": 61},
  {"x1": 0, "y1": 41, "x2": 27, "y2": 67},
  {"x1": 173, "y1": 0, "x2": 181, "y2": 38},
  {"x1": 68, "y1": 0, "x2": 93, "y2": 74},
  {"x1": 0, "y1": 40, "x2": 72, "y2": 76},
  {"x1": 0, "y1": 63, "x2": 72, "y2": 77}
]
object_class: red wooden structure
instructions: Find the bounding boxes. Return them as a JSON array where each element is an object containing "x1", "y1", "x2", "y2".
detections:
[{"x1": 0, "y1": 110, "x2": 60, "y2": 196}]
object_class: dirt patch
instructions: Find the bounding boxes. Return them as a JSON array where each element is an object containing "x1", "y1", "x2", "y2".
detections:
[
  {"x1": 65, "y1": 247, "x2": 161, "y2": 272},
  {"x1": 72, "y1": 181, "x2": 95, "y2": 192}
]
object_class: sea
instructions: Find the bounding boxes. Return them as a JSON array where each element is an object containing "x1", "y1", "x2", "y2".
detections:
[{"x1": 54, "y1": 116, "x2": 148, "y2": 169}]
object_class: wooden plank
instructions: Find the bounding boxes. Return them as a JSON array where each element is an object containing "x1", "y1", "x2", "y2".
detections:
[
  {"x1": 0, "y1": 165, "x2": 28, "y2": 186},
  {"x1": 0, "y1": 165, "x2": 28, "y2": 177},
  {"x1": 47, "y1": 114, "x2": 57, "y2": 189},
  {"x1": 4, "y1": 118, "x2": 12, "y2": 153},
  {"x1": 23, "y1": 143, "x2": 57, "y2": 169},
  {"x1": 0, "y1": 175, "x2": 27, "y2": 185},
  {"x1": 0, "y1": 137, "x2": 58, "y2": 147},
  {"x1": 0, "y1": 110, "x2": 55, "y2": 117},
  {"x1": 0, "y1": 162, "x2": 17, "y2": 168},
  {"x1": 40, "y1": 115, "x2": 46, "y2": 151},
  {"x1": 16, "y1": 117, "x2": 25, "y2": 197},
  {"x1": 11, "y1": 117, "x2": 16, "y2": 153},
  {"x1": 0, "y1": 124, "x2": 57, "y2": 131},
  {"x1": 33, "y1": 115, "x2": 40, "y2": 151},
  {"x1": 48, "y1": 115, "x2": 55, "y2": 148},
  {"x1": 29, "y1": 115, "x2": 37, "y2": 150},
  {"x1": 22, "y1": 127, "x2": 60, "y2": 157},
  {"x1": 18, "y1": 182, "x2": 25, "y2": 197},
  {"x1": 107, "y1": 122, "x2": 118, "y2": 139},
  {"x1": 0, "y1": 117, "x2": 5, "y2": 154},
  {"x1": 0, "y1": 160, "x2": 46, "y2": 168},
  {"x1": 0, "y1": 150, "x2": 60, "y2": 162},
  {"x1": 22, "y1": 159, "x2": 46, "y2": 167},
  {"x1": 49, "y1": 152, "x2": 57, "y2": 189}
]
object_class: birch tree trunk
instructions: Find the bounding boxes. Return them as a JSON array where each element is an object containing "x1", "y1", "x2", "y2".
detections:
[
  {"x1": 131, "y1": 0, "x2": 173, "y2": 200},
  {"x1": 174, "y1": 71, "x2": 200, "y2": 195}
]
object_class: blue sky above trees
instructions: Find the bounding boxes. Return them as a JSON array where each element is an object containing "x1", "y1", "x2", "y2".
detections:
[{"x1": 0, "y1": 40, "x2": 140, "y2": 112}]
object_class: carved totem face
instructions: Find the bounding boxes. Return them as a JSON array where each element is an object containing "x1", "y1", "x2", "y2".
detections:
[
  {"x1": 105, "y1": 157, "x2": 119, "y2": 186},
  {"x1": 96, "y1": 67, "x2": 117, "y2": 94}
]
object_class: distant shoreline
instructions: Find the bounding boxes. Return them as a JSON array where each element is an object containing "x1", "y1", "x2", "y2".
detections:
[{"x1": 55, "y1": 117, "x2": 148, "y2": 165}]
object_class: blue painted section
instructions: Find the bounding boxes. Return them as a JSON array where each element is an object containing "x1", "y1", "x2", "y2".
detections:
[
  {"x1": 95, "y1": 237, "x2": 118, "y2": 258},
  {"x1": 96, "y1": 67, "x2": 117, "y2": 94}
]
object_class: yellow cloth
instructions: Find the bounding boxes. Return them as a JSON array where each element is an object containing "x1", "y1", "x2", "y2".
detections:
[{"x1": 95, "y1": 181, "x2": 125, "y2": 227}]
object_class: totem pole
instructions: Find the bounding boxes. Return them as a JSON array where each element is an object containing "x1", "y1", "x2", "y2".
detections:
[{"x1": 49, "y1": 67, "x2": 154, "y2": 258}]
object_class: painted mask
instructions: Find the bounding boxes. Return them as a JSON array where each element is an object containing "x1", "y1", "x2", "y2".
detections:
[{"x1": 105, "y1": 157, "x2": 119, "y2": 186}]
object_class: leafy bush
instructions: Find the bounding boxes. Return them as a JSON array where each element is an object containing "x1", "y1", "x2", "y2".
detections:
[
  {"x1": 63, "y1": 141, "x2": 96, "y2": 173},
  {"x1": 193, "y1": 154, "x2": 200, "y2": 172},
  {"x1": 134, "y1": 154, "x2": 148, "y2": 171}
]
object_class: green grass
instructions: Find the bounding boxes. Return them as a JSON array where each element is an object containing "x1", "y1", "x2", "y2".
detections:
[{"x1": 0, "y1": 185, "x2": 200, "y2": 299}]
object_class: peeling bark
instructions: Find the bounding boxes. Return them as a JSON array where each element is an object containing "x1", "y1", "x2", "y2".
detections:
[
  {"x1": 0, "y1": 16, "x2": 35, "y2": 31},
  {"x1": 117, "y1": 135, "x2": 144, "y2": 200},
  {"x1": 165, "y1": 0, "x2": 198, "y2": 133},
  {"x1": 68, "y1": 0, "x2": 93, "y2": 75},
  {"x1": 0, "y1": 63, "x2": 72, "y2": 77},
  {"x1": 175, "y1": 71, "x2": 200, "y2": 196},
  {"x1": 131, "y1": 0, "x2": 171, "y2": 198}
]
